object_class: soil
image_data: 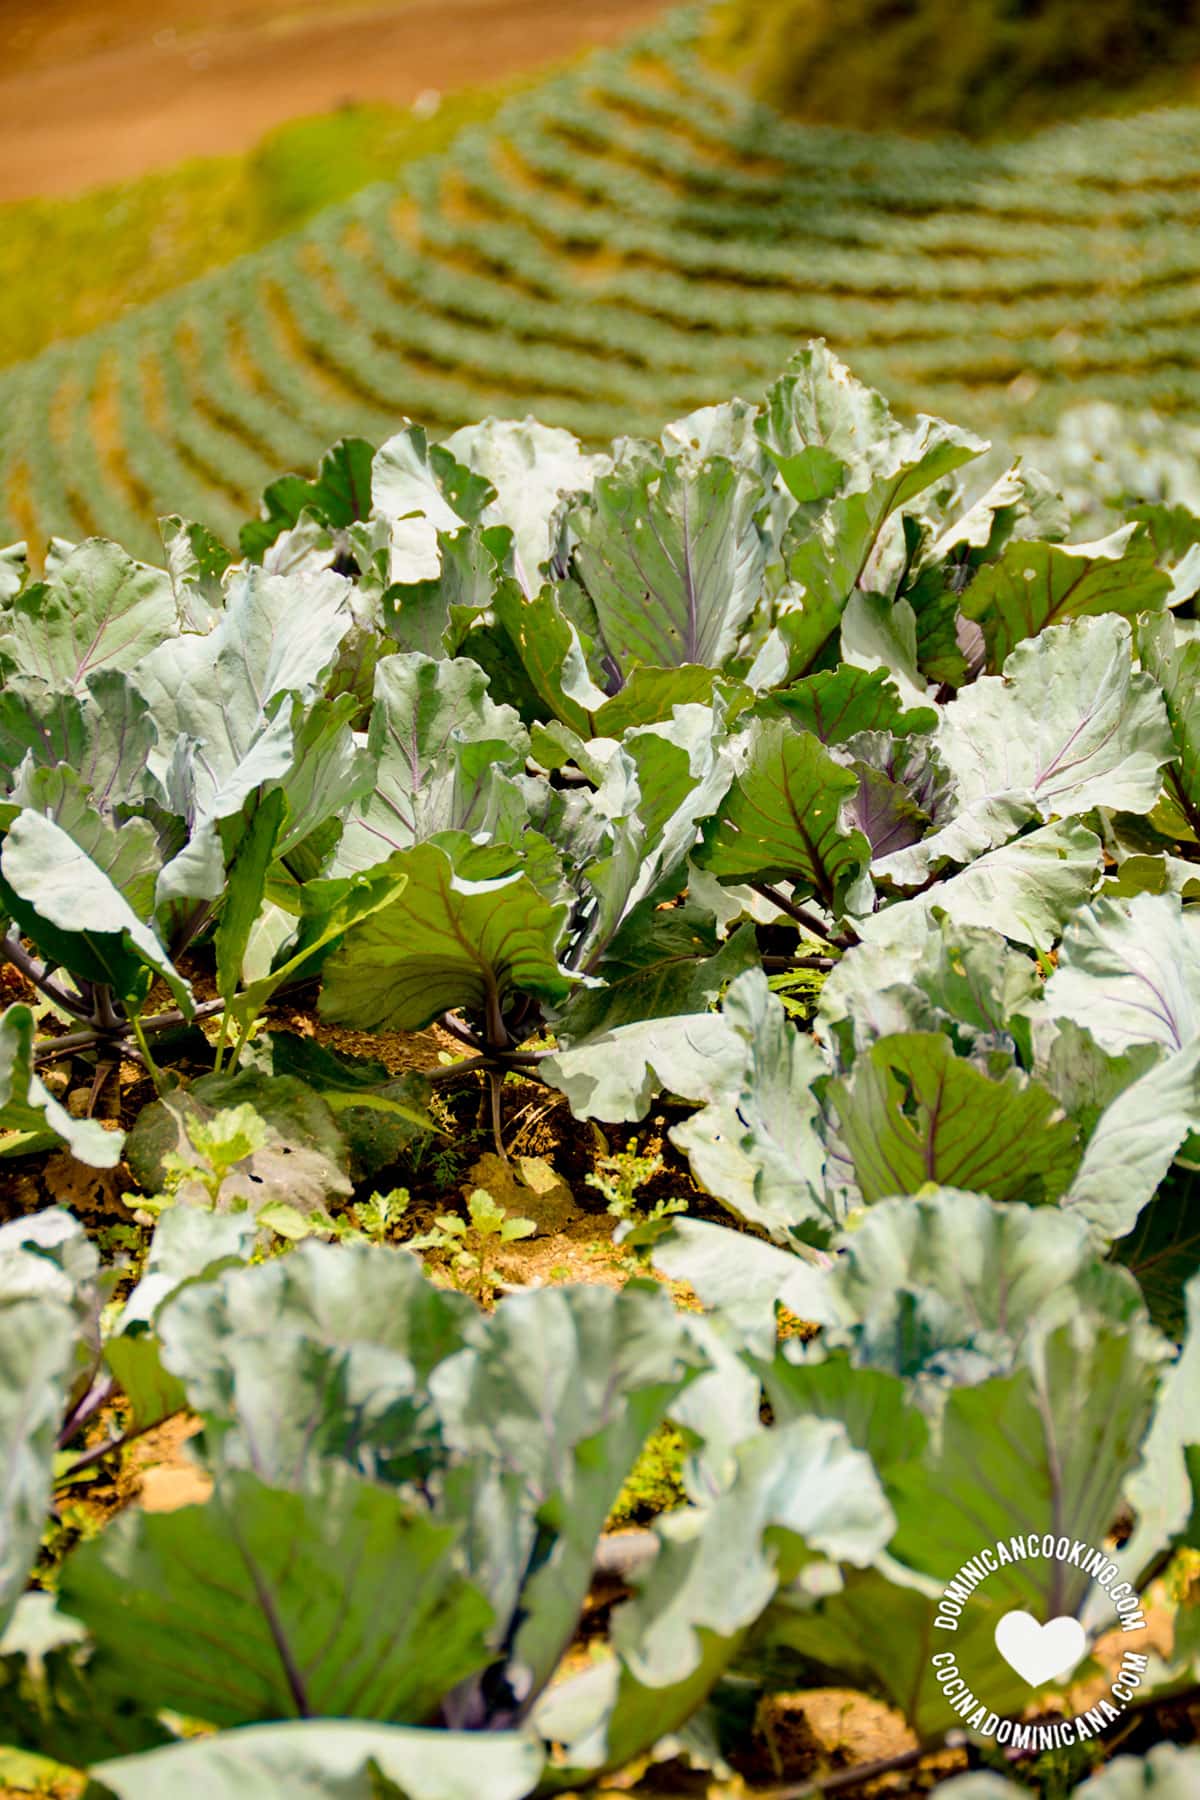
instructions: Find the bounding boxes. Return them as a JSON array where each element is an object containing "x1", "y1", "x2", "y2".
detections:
[
  {"x1": 129, "y1": 1413, "x2": 213, "y2": 1512},
  {"x1": 0, "y1": 0, "x2": 675, "y2": 203}
]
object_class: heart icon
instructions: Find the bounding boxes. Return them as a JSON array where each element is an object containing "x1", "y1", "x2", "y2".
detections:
[{"x1": 994, "y1": 1611, "x2": 1087, "y2": 1687}]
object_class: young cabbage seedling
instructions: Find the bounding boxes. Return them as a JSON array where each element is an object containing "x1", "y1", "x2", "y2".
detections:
[
  {"x1": 136, "y1": 1102, "x2": 270, "y2": 1214},
  {"x1": 408, "y1": 1187, "x2": 535, "y2": 1303}
]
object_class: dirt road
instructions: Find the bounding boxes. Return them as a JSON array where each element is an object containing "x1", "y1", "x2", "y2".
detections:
[{"x1": 0, "y1": 0, "x2": 672, "y2": 201}]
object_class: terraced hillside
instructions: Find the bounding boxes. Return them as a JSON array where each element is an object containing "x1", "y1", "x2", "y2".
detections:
[{"x1": 3, "y1": 7, "x2": 1199, "y2": 558}]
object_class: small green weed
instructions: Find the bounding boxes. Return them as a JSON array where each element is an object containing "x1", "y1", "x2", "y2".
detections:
[
  {"x1": 766, "y1": 965, "x2": 827, "y2": 1022},
  {"x1": 133, "y1": 1103, "x2": 269, "y2": 1214},
  {"x1": 587, "y1": 1137, "x2": 686, "y2": 1228},
  {"x1": 409, "y1": 1188, "x2": 536, "y2": 1304},
  {"x1": 351, "y1": 1187, "x2": 411, "y2": 1244}
]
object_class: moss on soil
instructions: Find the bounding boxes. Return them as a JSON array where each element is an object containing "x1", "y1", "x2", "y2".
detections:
[{"x1": 607, "y1": 1424, "x2": 689, "y2": 1530}]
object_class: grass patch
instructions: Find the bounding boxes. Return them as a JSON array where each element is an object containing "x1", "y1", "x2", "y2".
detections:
[{"x1": 0, "y1": 72, "x2": 552, "y2": 371}]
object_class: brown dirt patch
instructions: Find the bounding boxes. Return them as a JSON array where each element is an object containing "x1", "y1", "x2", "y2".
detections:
[
  {"x1": 0, "y1": 0, "x2": 675, "y2": 203},
  {"x1": 130, "y1": 1413, "x2": 214, "y2": 1512},
  {"x1": 733, "y1": 1688, "x2": 924, "y2": 1787},
  {"x1": 298, "y1": 1012, "x2": 468, "y2": 1074}
]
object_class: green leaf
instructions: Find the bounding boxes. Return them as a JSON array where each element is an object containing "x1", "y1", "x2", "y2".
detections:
[
  {"x1": 0, "y1": 811, "x2": 191, "y2": 1016},
  {"x1": 670, "y1": 969, "x2": 833, "y2": 1242},
  {"x1": 0, "y1": 1284, "x2": 76, "y2": 1634},
  {"x1": 1127, "y1": 502, "x2": 1200, "y2": 563},
  {"x1": 830, "y1": 1031, "x2": 1080, "y2": 1204},
  {"x1": 842, "y1": 730, "x2": 950, "y2": 860},
  {"x1": 905, "y1": 460, "x2": 1071, "y2": 688},
  {"x1": 817, "y1": 915, "x2": 1040, "y2": 1066},
  {"x1": 779, "y1": 410, "x2": 985, "y2": 625},
  {"x1": 138, "y1": 563, "x2": 353, "y2": 761},
  {"x1": 190, "y1": 1103, "x2": 270, "y2": 1174},
  {"x1": 371, "y1": 425, "x2": 492, "y2": 585},
  {"x1": 61, "y1": 1466, "x2": 493, "y2": 1727},
  {"x1": 759, "y1": 1561, "x2": 1014, "y2": 1741},
  {"x1": 752, "y1": 663, "x2": 934, "y2": 743},
  {"x1": 0, "y1": 670, "x2": 161, "y2": 818},
  {"x1": 118, "y1": 1208, "x2": 258, "y2": 1333},
  {"x1": 262, "y1": 1031, "x2": 436, "y2": 1179},
  {"x1": 590, "y1": 663, "x2": 726, "y2": 736},
  {"x1": 102, "y1": 1334, "x2": 190, "y2": 1441},
  {"x1": 252, "y1": 1202, "x2": 314, "y2": 1241},
  {"x1": 1112, "y1": 1169, "x2": 1200, "y2": 1340},
  {"x1": 1074, "y1": 1749, "x2": 1200, "y2": 1800},
  {"x1": 431, "y1": 1282, "x2": 705, "y2": 1708},
  {"x1": 227, "y1": 858, "x2": 410, "y2": 1043},
  {"x1": 241, "y1": 437, "x2": 376, "y2": 561},
  {"x1": 319, "y1": 837, "x2": 570, "y2": 1033},
  {"x1": 889, "y1": 1319, "x2": 1163, "y2": 1627},
  {"x1": 557, "y1": 907, "x2": 758, "y2": 1041},
  {"x1": 820, "y1": 1190, "x2": 1145, "y2": 1379},
  {"x1": 566, "y1": 704, "x2": 737, "y2": 969},
  {"x1": 105, "y1": 1208, "x2": 258, "y2": 1434},
  {"x1": 775, "y1": 1314, "x2": 1164, "y2": 1735},
  {"x1": 0, "y1": 677, "x2": 85, "y2": 797},
  {"x1": 0, "y1": 543, "x2": 29, "y2": 604},
  {"x1": 1137, "y1": 613, "x2": 1200, "y2": 840},
  {"x1": 772, "y1": 443, "x2": 847, "y2": 504},
  {"x1": 383, "y1": 523, "x2": 512, "y2": 657},
  {"x1": 761, "y1": 1356, "x2": 927, "y2": 1481},
  {"x1": 0, "y1": 1210, "x2": 102, "y2": 1384},
  {"x1": 539, "y1": 1416, "x2": 893, "y2": 1786},
  {"x1": 158, "y1": 1239, "x2": 472, "y2": 1487},
  {"x1": 444, "y1": 416, "x2": 606, "y2": 594},
  {"x1": 215, "y1": 789, "x2": 287, "y2": 1005},
  {"x1": 1066, "y1": 1041, "x2": 1200, "y2": 1238},
  {"x1": 865, "y1": 819, "x2": 1103, "y2": 952},
  {"x1": 541, "y1": 1010, "x2": 748, "y2": 1123},
  {"x1": 963, "y1": 525, "x2": 1170, "y2": 672},
  {"x1": 0, "y1": 1004, "x2": 121, "y2": 1167},
  {"x1": 643, "y1": 1214, "x2": 839, "y2": 1343},
  {"x1": 1117, "y1": 1272, "x2": 1200, "y2": 1586},
  {"x1": 0, "y1": 1593, "x2": 169, "y2": 1769},
  {"x1": 694, "y1": 718, "x2": 870, "y2": 910},
  {"x1": 491, "y1": 581, "x2": 608, "y2": 736},
  {"x1": 270, "y1": 695, "x2": 377, "y2": 874},
  {"x1": 840, "y1": 590, "x2": 932, "y2": 716},
  {"x1": 757, "y1": 343, "x2": 888, "y2": 498},
  {"x1": 6, "y1": 766, "x2": 162, "y2": 914},
  {"x1": 90, "y1": 1721, "x2": 544, "y2": 1800},
  {"x1": 160, "y1": 513, "x2": 232, "y2": 630},
  {"x1": 1044, "y1": 894, "x2": 1200, "y2": 1054},
  {"x1": 331, "y1": 653, "x2": 528, "y2": 877},
  {"x1": 757, "y1": 344, "x2": 982, "y2": 513},
  {"x1": 127, "y1": 1074, "x2": 352, "y2": 1214},
  {"x1": 568, "y1": 448, "x2": 767, "y2": 683},
  {"x1": 748, "y1": 578, "x2": 842, "y2": 685},
  {"x1": 135, "y1": 563, "x2": 355, "y2": 907},
  {"x1": 0, "y1": 540, "x2": 175, "y2": 690},
  {"x1": 879, "y1": 615, "x2": 1173, "y2": 887}
]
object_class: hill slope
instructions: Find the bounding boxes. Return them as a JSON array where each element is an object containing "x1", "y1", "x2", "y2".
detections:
[
  {"x1": 711, "y1": 0, "x2": 1200, "y2": 138},
  {"x1": 2, "y1": 6, "x2": 1199, "y2": 557}
]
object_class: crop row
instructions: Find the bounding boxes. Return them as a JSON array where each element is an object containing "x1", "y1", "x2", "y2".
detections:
[{"x1": 0, "y1": 5, "x2": 1197, "y2": 554}]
